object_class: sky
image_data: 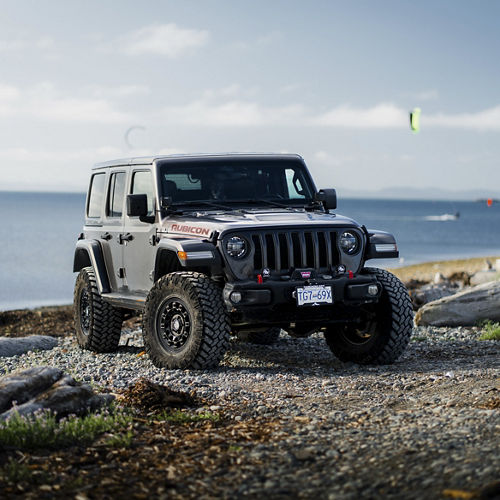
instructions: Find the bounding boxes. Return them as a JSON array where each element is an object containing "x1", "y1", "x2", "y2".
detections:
[{"x1": 0, "y1": 0, "x2": 499, "y2": 197}]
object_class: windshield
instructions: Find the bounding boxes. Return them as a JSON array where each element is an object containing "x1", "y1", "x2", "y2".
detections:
[{"x1": 158, "y1": 158, "x2": 315, "y2": 207}]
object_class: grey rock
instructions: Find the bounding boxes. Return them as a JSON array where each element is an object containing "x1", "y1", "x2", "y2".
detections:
[{"x1": 0, "y1": 335, "x2": 58, "y2": 357}]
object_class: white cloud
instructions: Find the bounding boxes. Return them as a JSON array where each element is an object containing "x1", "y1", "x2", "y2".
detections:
[
  {"x1": 312, "y1": 103, "x2": 408, "y2": 128},
  {"x1": 163, "y1": 99, "x2": 306, "y2": 126},
  {"x1": 119, "y1": 24, "x2": 209, "y2": 57},
  {"x1": 88, "y1": 84, "x2": 151, "y2": 99},
  {"x1": 425, "y1": 105, "x2": 500, "y2": 130},
  {"x1": 0, "y1": 84, "x2": 20, "y2": 101},
  {"x1": 0, "y1": 36, "x2": 56, "y2": 53},
  {"x1": 159, "y1": 93, "x2": 500, "y2": 131},
  {"x1": 0, "y1": 82, "x2": 132, "y2": 123}
]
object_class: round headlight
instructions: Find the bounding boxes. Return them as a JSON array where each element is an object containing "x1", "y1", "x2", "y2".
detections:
[
  {"x1": 339, "y1": 231, "x2": 359, "y2": 254},
  {"x1": 226, "y1": 236, "x2": 247, "y2": 258}
]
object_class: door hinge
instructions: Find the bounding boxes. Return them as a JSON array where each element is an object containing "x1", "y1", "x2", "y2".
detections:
[
  {"x1": 118, "y1": 233, "x2": 134, "y2": 245},
  {"x1": 117, "y1": 268, "x2": 126, "y2": 278}
]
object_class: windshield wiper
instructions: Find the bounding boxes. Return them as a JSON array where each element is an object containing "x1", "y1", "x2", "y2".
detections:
[{"x1": 172, "y1": 200, "x2": 236, "y2": 211}]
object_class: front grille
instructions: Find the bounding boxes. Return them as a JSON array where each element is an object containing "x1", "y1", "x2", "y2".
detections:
[{"x1": 250, "y1": 229, "x2": 340, "y2": 272}]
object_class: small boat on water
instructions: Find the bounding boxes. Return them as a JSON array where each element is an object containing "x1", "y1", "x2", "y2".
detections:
[{"x1": 424, "y1": 212, "x2": 460, "y2": 221}]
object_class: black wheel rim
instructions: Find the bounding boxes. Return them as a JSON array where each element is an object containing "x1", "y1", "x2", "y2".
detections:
[
  {"x1": 340, "y1": 306, "x2": 378, "y2": 346},
  {"x1": 156, "y1": 298, "x2": 192, "y2": 352},
  {"x1": 80, "y1": 288, "x2": 91, "y2": 335}
]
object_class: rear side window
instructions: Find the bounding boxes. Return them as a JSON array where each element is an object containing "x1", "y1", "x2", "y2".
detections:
[
  {"x1": 107, "y1": 172, "x2": 127, "y2": 218},
  {"x1": 131, "y1": 171, "x2": 154, "y2": 216},
  {"x1": 87, "y1": 173, "x2": 106, "y2": 218}
]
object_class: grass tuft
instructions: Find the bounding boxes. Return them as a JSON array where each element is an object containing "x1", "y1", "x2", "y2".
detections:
[
  {"x1": 154, "y1": 409, "x2": 220, "y2": 424},
  {"x1": 479, "y1": 321, "x2": 500, "y2": 341},
  {"x1": 105, "y1": 430, "x2": 134, "y2": 448},
  {"x1": 0, "y1": 458, "x2": 34, "y2": 483},
  {"x1": 0, "y1": 408, "x2": 132, "y2": 450}
]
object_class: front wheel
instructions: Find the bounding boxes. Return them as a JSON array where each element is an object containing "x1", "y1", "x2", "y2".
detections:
[
  {"x1": 74, "y1": 267, "x2": 123, "y2": 352},
  {"x1": 324, "y1": 268, "x2": 413, "y2": 364},
  {"x1": 143, "y1": 272, "x2": 230, "y2": 369}
]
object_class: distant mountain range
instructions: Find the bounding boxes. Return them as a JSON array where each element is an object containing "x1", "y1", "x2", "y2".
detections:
[{"x1": 338, "y1": 186, "x2": 500, "y2": 201}]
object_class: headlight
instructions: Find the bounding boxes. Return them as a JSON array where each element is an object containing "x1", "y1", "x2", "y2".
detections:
[
  {"x1": 226, "y1": 236, "x2": 248, "y2": 258},
  {"x1": 339, "y1": 231, "x2": 359, "y2": 254}
]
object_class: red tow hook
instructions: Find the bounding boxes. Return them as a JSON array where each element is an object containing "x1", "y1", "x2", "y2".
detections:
[
  {"x1": 257, "y1": 274, "x2": 263, "y2": 284},
  {"x1": 348, "y1": 270, "x2": 354, "y2": 279}
]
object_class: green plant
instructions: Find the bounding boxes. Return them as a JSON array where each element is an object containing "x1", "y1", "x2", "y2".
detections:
[
  {"x1": 0, "y1": 458, "x2": 33, "y2": 483},
  {"x1": 154, "y1": 410, "x2": 220, "y2": 424},
  {"x1": 479, "y1": 321, "x2": 500, "y2": 341},
  {"x1": 0, "y1": 409, "x2": 132, "y2": 450},
  {"x1": 105, "y1": 430, "x2": 134, "y2": 448}
]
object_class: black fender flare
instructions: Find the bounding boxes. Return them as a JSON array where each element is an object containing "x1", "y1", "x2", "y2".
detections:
[
  {"x1": 154, "y1": 239, "x2": 221, "y2": 280},
  {"x1": 73, "y1": 240, "x2": 111, "y2": 294},
  {"x1": 363, "y1": 229, "x2": 399, "y2": 260}
]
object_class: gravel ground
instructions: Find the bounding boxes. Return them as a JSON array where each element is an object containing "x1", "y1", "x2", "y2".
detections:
[{"x1": 1, "y1": 326, "x2": 499, "y2": 499}]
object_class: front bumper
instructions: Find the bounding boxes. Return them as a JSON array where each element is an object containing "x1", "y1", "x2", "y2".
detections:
[{"x1": 223, "y1": 274, "x2": 381, "y2": 319}]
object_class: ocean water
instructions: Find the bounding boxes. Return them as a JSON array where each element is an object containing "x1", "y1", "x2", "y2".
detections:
[{"x1": 1, "y1": 191, "x2": 499, "y2": 311}]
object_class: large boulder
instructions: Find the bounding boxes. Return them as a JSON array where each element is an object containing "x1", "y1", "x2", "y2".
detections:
[
  {"x1": 0, "y1": 367, "x2": 113, "y2": 420},
  {"x1": 415, "y1": 280, "x2": 500, "y2": 326}
]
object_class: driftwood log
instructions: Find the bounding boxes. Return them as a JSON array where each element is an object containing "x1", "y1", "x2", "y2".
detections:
[
  {"x1": 415, "y1": 280, "x2": 500, "y2": 326},
  {"x1": 0, "y1": 367, "x2": 113, "y2": 420},
  {"x1": 0, "y1": 335, "x2": 58, "y2": 357}
]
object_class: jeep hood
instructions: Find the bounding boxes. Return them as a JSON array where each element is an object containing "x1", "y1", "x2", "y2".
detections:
[{"x1": 160, "y1": 209, "x2": 360, "y2": 239}]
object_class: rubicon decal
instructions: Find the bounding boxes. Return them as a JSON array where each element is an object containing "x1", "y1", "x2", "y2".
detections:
[{"x1": 169, "y1": 224, "x2": 211, "y2": 237}]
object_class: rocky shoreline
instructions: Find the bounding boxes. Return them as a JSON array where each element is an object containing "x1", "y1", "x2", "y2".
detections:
[{"x1": 0, "y1": 257, "x2": 499, "y2": 499}]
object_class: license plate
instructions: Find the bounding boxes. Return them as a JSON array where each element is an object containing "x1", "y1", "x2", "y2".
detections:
[{"x1": 296, "y1": 285, "x2": 333, "y2": 306}]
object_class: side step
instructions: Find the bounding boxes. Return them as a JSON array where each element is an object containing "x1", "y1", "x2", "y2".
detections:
[{"x1": 101, "y1": 292, "x2": 147, "y2": 311}]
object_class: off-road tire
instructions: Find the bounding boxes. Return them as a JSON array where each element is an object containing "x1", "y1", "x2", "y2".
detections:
[
  {"x1": 143, "y1": 272, "x2": 230, "y2": 369},
  {"x1": 74, "y1": 267, "x2": 123, "y2": 352},
  {"x1": 236, "y1": 327, "x2": 281, "y2": 345},
  {"x1": 324, "y1": 267, "x2": 413, "y2": 364}
]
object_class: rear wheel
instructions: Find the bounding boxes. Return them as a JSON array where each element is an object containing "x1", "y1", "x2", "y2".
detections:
[
  {"x1": 324, "y1": 268, "x2": 413, "y2": 364},
  {"x1": 74, "y1": 267, "x2": 123, "y2": 352},
  {"x1": 143, "y1": 272, "x2": 230, "y2": 369},
  {"x1": 236, "y1": 327, "x2": 281, "y2": 345}
]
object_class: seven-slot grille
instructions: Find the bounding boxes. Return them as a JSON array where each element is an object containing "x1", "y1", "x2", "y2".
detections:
[{"x1": 249, "y1": 229, "x2": 340, "y2": 272}]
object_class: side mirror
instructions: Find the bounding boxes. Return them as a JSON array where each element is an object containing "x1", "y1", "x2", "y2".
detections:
[
  {"x1": 127, "y1": 194, "x2": 154, "y2": 223},
  {"x1": 127, "y1": 194, "x2": 148, "y2": 217},
  {"x1": 314, "y1": 189, "x2": 337, "y2": 210}
]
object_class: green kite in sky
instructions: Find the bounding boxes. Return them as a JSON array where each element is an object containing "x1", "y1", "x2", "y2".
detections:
[{"x1": 410, "y1": 108, "x2": 421, "y2": 133}]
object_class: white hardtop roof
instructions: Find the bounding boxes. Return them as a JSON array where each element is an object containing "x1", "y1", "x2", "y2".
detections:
[{"x1": 92, "y1": 152, "x2": 304, "y2": 170}]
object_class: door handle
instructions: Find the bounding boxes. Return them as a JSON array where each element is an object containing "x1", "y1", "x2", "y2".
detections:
[
  {"x1": 100, "y1": 232, "x2": 112, "y2": 241},
  {"x1": 118, "y1": 233, "x2": 134, "y2": 244}
]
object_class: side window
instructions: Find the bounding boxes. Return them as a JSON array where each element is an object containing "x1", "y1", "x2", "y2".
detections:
[
  {"x1": 87, "y1": 173, "x2": 106, "y2": 218},
  {"x1": 131, "y1": 171, "x2": 154, "y2": 216},
  {"x1": 285, "y1": 169, "x2": 305, "y2": 199},
  {"x1": 107, "y1": 172, "x2": 126, "y2": 218}
]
